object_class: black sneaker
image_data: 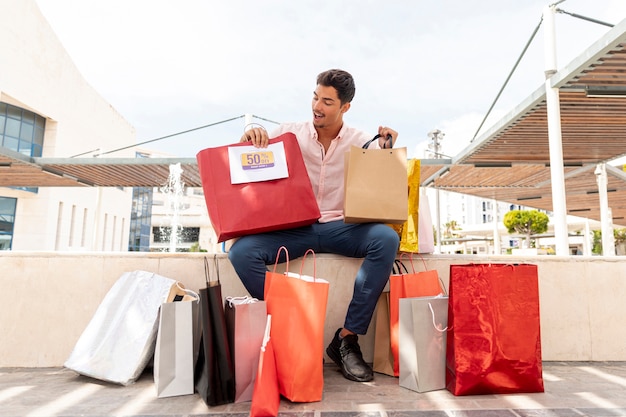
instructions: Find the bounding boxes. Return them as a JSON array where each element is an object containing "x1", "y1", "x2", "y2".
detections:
[{"x1": 326, "y1": 328, "x2": 374, "y2": 382}]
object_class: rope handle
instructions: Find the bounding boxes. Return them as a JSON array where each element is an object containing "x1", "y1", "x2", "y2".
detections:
[
  {"x1": 272, "y1": 246, "x2": 318, "y2": 282},
  {"x1": 361, "y1": 133, "x2": 393, "y2": 149},
  {"x1": 272, "y1": 246, "x2": 289, "y2": 274},
  {"x1": 428, "y1": 301, "x2": 450, "y2": 332},
  {"x1": 203, "y1": 255, "x2": 220, "y2": 287},
  {"x1": 261, "y1": 315, "x2": 272, "y2": 352},
  {"x1": 226, "y1": 295, "x2": 259, "y2": 307},
  {"x1": 398, "y1": 253, "x2": 448, "y2": 295},
  {"x1": 398, "y1": 252, "x2": 427, "y2": 272},
  {"x1": 300, "y1": 248, "x2": 317, "y2": 281},
  {"x1": 391, "y1": 259, "x2": 408, "y2": 275},
  {"x1": 243, "y1": 123, "x2": 267, "y2": 133}
]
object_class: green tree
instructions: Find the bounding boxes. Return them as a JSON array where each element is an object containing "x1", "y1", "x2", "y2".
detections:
[
  {"x1": 592, "y1": 228, "x2": 626, "y2": 255},
  {"x1": 503, "y1": 210, "x2": 549, "y2": 248},
  {"x1": 443, "y1": 220, "x2": 462, "y2": 239}
]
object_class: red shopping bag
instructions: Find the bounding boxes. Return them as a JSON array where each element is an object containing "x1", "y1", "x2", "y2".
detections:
[
  {"x1": 264, "y1": 247, "x2": 329, "y2": 402},
  {"x1": 446, "y1": 263, "x2": 544, "y2": 395},
  {"x1": 196, "y1": 133, "x2": 321, "y2": 242},
  {"x1": 250, "y1": 315, "x2": 280, "y2": 417},
  {"x1": 389, "y1": 254, "x2": 444, "y2": 377}
]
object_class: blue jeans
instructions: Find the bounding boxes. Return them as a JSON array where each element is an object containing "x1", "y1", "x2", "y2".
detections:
[{"x1": 228, "y1": 221, "x2": 400, "y2": 335}]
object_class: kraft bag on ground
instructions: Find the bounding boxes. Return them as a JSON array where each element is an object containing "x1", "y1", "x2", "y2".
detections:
[
  {"x1": 263, "y1": 247, "x2": 329, "y2": 403},
  {"x1": 64, "y1": 270, "x2": 179, "y2": 385},
  {"x1": 224, "y1": 296, "x2": 267, "y2": 403},
  {"x1": 399, "y1": 295, "x2": 449, "y2": 393},
  {"x1": 195, "y1": 256, "x2": 235, "y2": 406},
  {"x1": 154, "y1": 284, "x2": 201, "y2": 398},
  {"x1": 196, "y1": 132, "x2": 321, "y2": 242},
  {"x1": 344, "y1": 134, "x2": 408, "y2": 224},
  {"x1": 372, "y1": 291, "x2": 395, "y2": 376},
  {"x1": 373, "y1": 260, "x2": 408, "y2": 376},
  {"x1": 446, "y1": 263, "x2": 544, "y2": 396}
]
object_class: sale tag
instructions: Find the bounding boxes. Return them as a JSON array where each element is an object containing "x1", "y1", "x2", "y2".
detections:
[
  {"x1": 228, "y1": 142, "x2": 289, "y2": 184},
  {"x1": 240, "y1": 151, "x2": 275, "y2": 170}
]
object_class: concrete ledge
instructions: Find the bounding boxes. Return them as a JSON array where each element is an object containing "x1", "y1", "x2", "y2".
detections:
[{"x1": 2, "y1": 251, "x2": 626, "y2": 367}]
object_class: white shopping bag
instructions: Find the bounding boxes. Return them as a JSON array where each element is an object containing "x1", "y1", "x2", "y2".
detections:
[
  {"x1": 418, "y1": 189, "x2": 435, "y2": 253},
  {"x1": 64, "y1": 270, "x2": 178, "y2": 385},
  {"x1": 399, "y1": 295, "x2": 449, "y2": 392},
  {"x1": 154, "y1": 285, "x2": 200, "y2": 398}
]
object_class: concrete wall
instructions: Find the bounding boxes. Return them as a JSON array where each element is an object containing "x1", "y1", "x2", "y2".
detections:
[{"x1": 2, "y1": 252, "x2": 625, "y2": 367}]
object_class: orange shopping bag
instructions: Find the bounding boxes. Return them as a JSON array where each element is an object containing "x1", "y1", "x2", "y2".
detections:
[
  {"x1": 389, "y1": 254, "x2": 445, "y2": 377},
  {"x1": 250, "y1": 315, "x2": 280, "y2": 417},
  {"x1": 263, "y1": 247, "x2": 329, "y2": 402}
]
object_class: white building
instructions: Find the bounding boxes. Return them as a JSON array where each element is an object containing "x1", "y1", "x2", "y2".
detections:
[{"x1": 1, "y1": 0, "x2": 135, "y2": 251}]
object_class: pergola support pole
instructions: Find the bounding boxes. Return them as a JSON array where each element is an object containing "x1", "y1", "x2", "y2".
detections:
[
  {"x1": 595, "y1": 163, "x2": 616, "y2": 256},
  {"x1": 543, "y1": 4, "x2": 570, "y2": 256}
]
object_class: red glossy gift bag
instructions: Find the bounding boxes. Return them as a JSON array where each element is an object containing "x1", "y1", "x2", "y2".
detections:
[
  {"x1": 196, "y1": 133, "x2": 321, "y2": 242},
  {"x1": 446, "y1": 263, "x2": 544, "y2": 396}
]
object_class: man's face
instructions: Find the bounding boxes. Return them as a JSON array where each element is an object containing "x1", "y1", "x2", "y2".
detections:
[{"x1": 311, "y1": 84, "x2": 350, "y2": 129}]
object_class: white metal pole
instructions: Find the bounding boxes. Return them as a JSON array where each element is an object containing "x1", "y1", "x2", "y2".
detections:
[
  {"x1": 492, "y1": 199, "x2": 501, "y2": 254},
  {"x1": 244, "y1": 113, "x2": 253, "y2": 130},
  {"x1": 595, "y1": 163, "x2": 616, "y2": 256},
  {"x1": 435, "y1": 189, "x2": 441, "y2": 254},
  {"x1": 583, "y1": 218, "x2": 591, "y2": 256},
  {"x1": 543, "y1": 4, "x2": 570, "y2": 256}
]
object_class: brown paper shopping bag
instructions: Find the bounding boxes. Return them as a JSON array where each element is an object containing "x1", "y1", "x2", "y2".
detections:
[
  {"x1": 372, "y1": 291, "x2": 395, "y2": 376},
  {"x1": 344, "y1": 135, "x2": 408, "y2": 224}
]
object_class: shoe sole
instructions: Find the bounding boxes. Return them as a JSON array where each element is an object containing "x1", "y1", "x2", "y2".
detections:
[{"x1": 326, "y1": 344, "x2": 373, "y2": 383}]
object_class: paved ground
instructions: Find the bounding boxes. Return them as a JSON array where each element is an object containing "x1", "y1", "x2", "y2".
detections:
[{"x1": 1, "y1": 362, "x2": 626, "y2": 416}]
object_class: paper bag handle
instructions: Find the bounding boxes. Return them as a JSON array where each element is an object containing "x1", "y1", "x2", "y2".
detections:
[
  {"x1": 226, "y1": 295, "x2": 259, "y2": 306},
  {"x1": 398, "y1": 252, "x2": 427, "y2": 272},
  {"x1": 399, "y1": 253, "x2": 448, "y2": 295},
  {"x1": 261, "y1": 315, "x2": 272, "y2": 352},
  {"x1": 362, "y1": 133, "x2": 393, "y2": 149},
  {"x1": 300, "y1": 248, "x2": 317, "y2": 280},
  {"x1": 271, "y1": 246, "x2": 318, "y2": 282},
  {"x1": 428, "y1": 301, "x2": 450, "y2": 332},
  {"x1": 272, "y1": 246, "x2": 290, "y2": 274},
  {"x1": 204, "y1": 255, "x2": 220, "y2": 287}
]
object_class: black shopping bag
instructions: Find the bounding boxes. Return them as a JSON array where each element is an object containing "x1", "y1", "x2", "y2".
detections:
[{"x1": 194, "y1": 256, "x2": 235, "y2": 406}]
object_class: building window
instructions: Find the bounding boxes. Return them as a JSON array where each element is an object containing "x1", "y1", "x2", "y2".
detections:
[
  {"x1": 153, "y1": 227, "x2": 200, "y2": 244},
  {"x1": 0, "y1": 102, "x2": 45, "y2": 157},
  {"x1": 128, "y1": 187, "x2": 153, "y2": 251},
  {"x1": 0, "y1": 197, "x2": 17, "y2": 250},
  {"x1": 128, "y1": 152, "x2": 154, "y2": 252}
]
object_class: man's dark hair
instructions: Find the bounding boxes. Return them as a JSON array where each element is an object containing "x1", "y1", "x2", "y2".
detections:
[{"x1": 316, "y1": 69, "x2": 356, "y2": 104}]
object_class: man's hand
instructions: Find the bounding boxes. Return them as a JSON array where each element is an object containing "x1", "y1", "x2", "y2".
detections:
[
  {"x1": 241, "y1": 127, "x2": 270, "y2": 148},
  {"x1": 377, "y1": 126, "x2": 398, "y2": 148}
]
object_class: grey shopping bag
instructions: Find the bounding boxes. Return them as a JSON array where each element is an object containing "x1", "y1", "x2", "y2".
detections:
[
  {"x1": 399, "y1": 295, "x2": 449, "y2": 392},
  {"x1": 154, "y1": 285, "x2": 200, "y2": 398}
]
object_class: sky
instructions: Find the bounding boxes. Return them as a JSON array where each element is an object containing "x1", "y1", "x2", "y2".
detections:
[{"x1": 34, "y1": 0, "x2": 626, "y2": 159}]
